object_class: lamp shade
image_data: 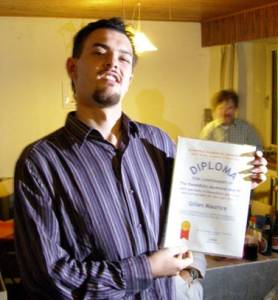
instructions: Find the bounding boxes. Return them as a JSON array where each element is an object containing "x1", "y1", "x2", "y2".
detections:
[{"x1": 133, "y1": 31, "x2": 158, "y2": 53}]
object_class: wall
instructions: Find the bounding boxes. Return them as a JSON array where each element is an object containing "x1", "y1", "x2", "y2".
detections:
[
  {"x1": 237, "y1": 39, "x2": 278, "y2": 147},
  {"x1": 207, "y1": 40, "x2": 271, "y2": 146},
  {"x1": 0, "y1": 17, "x2": 210, "y2": 177},
  {"x1": 124, "y1": 20, "x2": 210, "y2": 139}
]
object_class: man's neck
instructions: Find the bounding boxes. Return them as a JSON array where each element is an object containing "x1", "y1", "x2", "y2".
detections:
[
  {"x1": 216, "y1": 118, "x2": 235, "y2": 127},
  {"x1": 76, "y1": 103, "x2": 123, "y2": 147}
]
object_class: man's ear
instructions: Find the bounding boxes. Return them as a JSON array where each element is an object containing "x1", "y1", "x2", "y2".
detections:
[{"x1": 66, "y1": 57, "x2": 77, "y2": 80}]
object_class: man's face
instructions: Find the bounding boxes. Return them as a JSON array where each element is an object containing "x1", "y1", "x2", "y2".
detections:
[
  {"x1": 67, "y1": 28, "x2": 134, "y2": 108},
  {"x1": 214, "y1": 99, "x2": 237, "y2": 125}
]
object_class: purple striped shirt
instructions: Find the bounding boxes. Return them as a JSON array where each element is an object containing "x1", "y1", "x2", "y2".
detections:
[{"x1": 14, "y1": 112, "x2": 176, "y2": 299}]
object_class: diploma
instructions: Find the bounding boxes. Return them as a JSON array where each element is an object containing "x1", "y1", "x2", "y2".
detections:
[{"x1": 163, "y1": 137, "x2": 256, "y2": 257}]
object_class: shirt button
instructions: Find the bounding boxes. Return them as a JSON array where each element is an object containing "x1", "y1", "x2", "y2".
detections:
[
  {"x1": 129, "y1": 188, "x2": 134, "y2": 194},
  {"x1": 138, "y1": 224, "x2": 142, "y2": 229}
]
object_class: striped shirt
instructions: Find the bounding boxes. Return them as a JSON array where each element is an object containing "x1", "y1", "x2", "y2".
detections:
[
  {"x1": 14, "y1": 112, "x2": 176, "y2": 299},
  {"x1": 200, "y1": 118, "x2": 263, "y2": 150}
]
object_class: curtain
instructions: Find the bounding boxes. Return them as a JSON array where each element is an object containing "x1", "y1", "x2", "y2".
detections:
[{"x1": 220, "y1": 44, "x2": 238, "y2": 90}]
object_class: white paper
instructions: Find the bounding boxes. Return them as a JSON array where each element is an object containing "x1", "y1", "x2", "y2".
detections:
[{"x1": 163, "y1": 137, "x2": 256, "y2": 257}]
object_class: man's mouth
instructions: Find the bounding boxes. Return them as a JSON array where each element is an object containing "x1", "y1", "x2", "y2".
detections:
[{"x1": 97, "y1": 71, "x2": 120, "y2": 83}]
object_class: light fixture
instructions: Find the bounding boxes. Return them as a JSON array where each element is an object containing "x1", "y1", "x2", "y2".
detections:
[{"x1": 128, "y1": 2, "x2": 158, "y2": 54}]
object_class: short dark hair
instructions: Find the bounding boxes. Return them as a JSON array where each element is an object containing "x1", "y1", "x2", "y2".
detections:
[
  {"x1": 212, "y1": 89, "x2": 239, "y2": 109},
  {"x1": 72, "y1": 17, "x2": 138, "y2": 66}
]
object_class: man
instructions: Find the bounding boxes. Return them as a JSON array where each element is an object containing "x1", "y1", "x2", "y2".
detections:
[
  {"x1": 14, "y1": 19, "x2": 266, "y2": 299},
  {"x1": 200, "y1": 89, "x2": 263, "y2": 150}
]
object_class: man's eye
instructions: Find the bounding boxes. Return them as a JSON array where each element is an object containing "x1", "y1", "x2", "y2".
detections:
[
  {"x1": 120, "y1": 57, "x2": 131, "y2": 63},
  {"x1": 93, "y1": 50, "x2": 105, "y2": 55}
]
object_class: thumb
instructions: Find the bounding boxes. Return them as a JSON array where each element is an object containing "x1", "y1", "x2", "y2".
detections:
[
  {"x1": 180, "y1": 251, "x2": 194, "y2": 269},
  {"x1": 168, "y1": 245, "x2": 189, "y2": 257}
]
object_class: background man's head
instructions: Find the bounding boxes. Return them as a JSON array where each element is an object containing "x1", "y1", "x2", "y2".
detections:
[
  {"x1": 67, "y1": 17, "x2": 137, "y2": 109},
  {"x1": 212, "y1": 89, "x2": 239, "y2": 125}
]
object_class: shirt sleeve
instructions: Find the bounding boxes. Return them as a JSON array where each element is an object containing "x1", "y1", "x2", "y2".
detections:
[
  {"x1": 14, "y1": 154, "x2": 153, "y2": 299},
  {"x1": 199, "y1": 123, "x2": 212, "y2": 140},
  {"x1": 190, "y1": 252, "x2": 207, "y2": 278}
]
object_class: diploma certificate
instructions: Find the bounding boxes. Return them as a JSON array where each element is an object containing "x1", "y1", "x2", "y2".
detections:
[{"x1": 163, "y1": 137, "x2": 256, "y2": 257}]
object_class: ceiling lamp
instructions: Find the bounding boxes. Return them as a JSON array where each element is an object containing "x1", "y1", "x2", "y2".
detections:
[{"x1": 129, "y1": 2, "x2": 158, "y2": 54}]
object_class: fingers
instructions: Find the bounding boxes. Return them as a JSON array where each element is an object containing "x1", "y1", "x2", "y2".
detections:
[
  {"x1": 148, "y1": 246, "x2": 194, "y2": 278},
  {"x1": 168, "y1": 244, "x2": 189, "y2": 256},
  {"x1": 249, "y1": 151, "x2": 268, "y2": 189},
  {"x1": 170, "y1": 246, "x2": 194, "y2": 272},
  {"x1": 175, "y1": 250, "x2": 193, "y2": 271},
  {"x1": 252, "y1": 156, "x2": 268, "y2": 167},
  {"x1": 255, "y1": 150, "x2": 263, "y2": 158},
  {"x1": 251, "y1": 165, "x2": 268, "y2": 175},
  {"x1": 181, "y1": 250, "x2": 193, "y2": 269},
  {"x1": 250, "y1": 173, "x2": 267, "y2": 189},
  {"x1": 253, "y1": 150, "x2": 267, "y2": 163},
  {"x1": 250, "y1": 173, "x2": 267, "y2": 182}
]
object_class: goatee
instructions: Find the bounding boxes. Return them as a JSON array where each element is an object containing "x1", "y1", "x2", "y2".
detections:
[{"x1": 92, "y1": 89, "x2": 121, "y2": 108}]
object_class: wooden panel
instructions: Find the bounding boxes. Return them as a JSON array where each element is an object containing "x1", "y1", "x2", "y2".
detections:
[
  {"x1": 201, "y1": 2, "x2": 278, "y2": 46},
  {"x1": 0, "y1": 0, "x2": 277, "y2": 22}
]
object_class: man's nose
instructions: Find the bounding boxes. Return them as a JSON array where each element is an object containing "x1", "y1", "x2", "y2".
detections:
[{"x1": 104, "y1": 53, "x2": 118, "y2": 69}]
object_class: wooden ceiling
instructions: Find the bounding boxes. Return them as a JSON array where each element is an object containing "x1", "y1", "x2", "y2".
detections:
[{"x1": 1, "y1": 0, "x2": 278, "y2": 22}]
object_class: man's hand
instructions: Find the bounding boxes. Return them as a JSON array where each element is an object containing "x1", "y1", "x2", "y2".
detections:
[
  {"x1": 250, "y1": 150, "x2": 268, "y2": 189},
  {"x1": 148, "y1": 245, "x2": 193, "y2": 278}
]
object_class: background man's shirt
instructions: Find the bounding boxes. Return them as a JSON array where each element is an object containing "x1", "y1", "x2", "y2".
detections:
[{"x1": 200, "y1": 118, "x2": 263, "y2": 150}]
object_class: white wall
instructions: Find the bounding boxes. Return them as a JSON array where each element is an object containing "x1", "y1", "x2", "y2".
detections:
[{"x1": 0, "y1": 17, "x2": 210, "y2": 177}]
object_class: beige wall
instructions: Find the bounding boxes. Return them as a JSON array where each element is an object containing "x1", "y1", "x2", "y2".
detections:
[
  {"x1": 237, "y1": 40, "x2": 276, "y2": 147},
  {"x1": 123, "y1": 20, "x2": 210, "y2": 139},
  {"x1": 207, "y1": 41, "x2": 273, "y2": 147},
  {"x1": 0, "y1": 17, "x2": 210, "y2": 177}
]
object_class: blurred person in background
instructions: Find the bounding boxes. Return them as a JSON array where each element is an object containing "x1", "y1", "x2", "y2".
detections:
[{"x1": 200, "y1": 89, "x2": 263, "y2": 150}]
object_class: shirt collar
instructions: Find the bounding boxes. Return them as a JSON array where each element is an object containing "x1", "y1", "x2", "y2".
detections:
[
  {"x1": 65, "y1": 111, "x2": 140, "y2": 145},
  {"x1": 216, "y1": 118, "x2": 237, "y2": 129},
  {"x1": 121, "y1": 113, "x2": 140, "y2": 138}
]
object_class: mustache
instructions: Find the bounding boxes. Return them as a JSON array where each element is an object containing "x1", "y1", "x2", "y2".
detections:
[{"x1": 96, "y1": 69, "x2": 120, "y2": 82}]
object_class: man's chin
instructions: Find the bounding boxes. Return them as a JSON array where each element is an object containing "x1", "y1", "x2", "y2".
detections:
[
  {"x1": 92, "y1": 90, "x2": 121, "y2": 108},
  {"x1": 222, "y1": 119, "x2": 234, "y2": 125}
]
